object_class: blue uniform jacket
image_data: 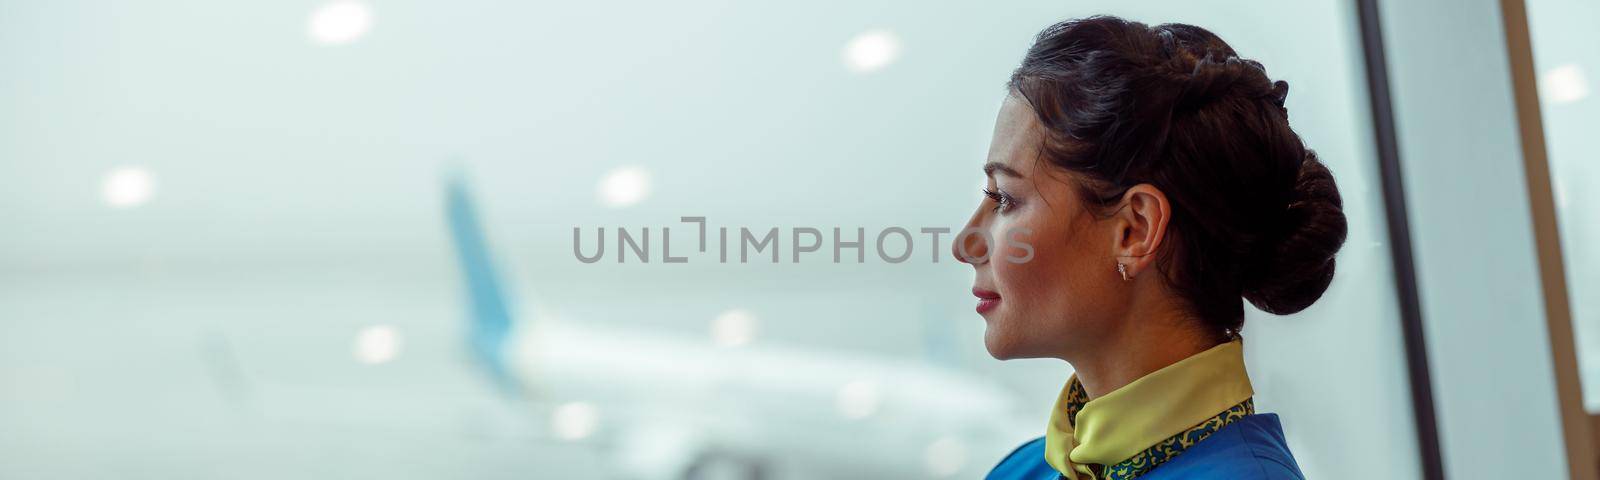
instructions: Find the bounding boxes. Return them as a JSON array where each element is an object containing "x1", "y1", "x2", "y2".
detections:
[{"x1": 986, "y1": 414, "x2": 1305, "y2": 480}]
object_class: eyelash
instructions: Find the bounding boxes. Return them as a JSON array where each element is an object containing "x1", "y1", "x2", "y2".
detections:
[{"x1": 983, "y1": 187, "x2": 1017, "y2": 213}]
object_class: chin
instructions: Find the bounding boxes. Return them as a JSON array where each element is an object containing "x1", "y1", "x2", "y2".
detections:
[{"x1": 983, "y1": 327, "x2": 1024, "y2": 360}]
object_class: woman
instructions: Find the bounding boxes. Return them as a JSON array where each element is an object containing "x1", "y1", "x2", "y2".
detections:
[{"x1": 962, "y1": 16, "x2": 1346, "y2": 480}]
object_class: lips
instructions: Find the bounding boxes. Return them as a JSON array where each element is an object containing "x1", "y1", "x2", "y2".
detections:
[{"x1": 972, "y1": 287, "x2": 1001, "y2": 314}]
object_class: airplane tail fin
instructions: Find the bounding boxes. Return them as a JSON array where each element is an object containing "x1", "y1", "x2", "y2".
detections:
[{"x1": 444, "y1": 172, "x2": 520, "y2": 394}]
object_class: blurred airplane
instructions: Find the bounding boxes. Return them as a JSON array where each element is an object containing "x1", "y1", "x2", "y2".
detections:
[{"x1": 444, "y1": 176, "x2": 1038, "y2": 480}]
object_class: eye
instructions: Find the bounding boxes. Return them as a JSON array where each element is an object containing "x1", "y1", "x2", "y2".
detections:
[{"x1": 982, "y1": 187, "x2": 1017, "y2": 213}]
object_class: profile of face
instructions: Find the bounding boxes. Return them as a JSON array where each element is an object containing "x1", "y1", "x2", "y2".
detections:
[{"x1": 955, "y1": 93, "x2": 1173, "y2": 361}]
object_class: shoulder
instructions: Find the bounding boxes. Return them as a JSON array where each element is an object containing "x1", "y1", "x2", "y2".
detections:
[
  {"x1": 985, "y1": 436, "x2": 1058, "y2": 480},
  {"x1": 985, "y1": 415, "x2": 1306, "y2": 480},
  {"x1": 1141, "y1": 414, "x2": 1305, "y2": 480}
]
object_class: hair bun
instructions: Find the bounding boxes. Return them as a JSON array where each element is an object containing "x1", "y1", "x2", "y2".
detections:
[
  {"x1": 1241, "y1": 151, "x2": 1349, "y2": 315},
  {"x1": 1270, "y1": 80, "x2": 1289, "y2": 108}
]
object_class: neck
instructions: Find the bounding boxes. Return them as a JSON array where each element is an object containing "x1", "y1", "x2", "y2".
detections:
[{"x1": 1068, "y1": 301, "x2": 1220, "y2": 399}]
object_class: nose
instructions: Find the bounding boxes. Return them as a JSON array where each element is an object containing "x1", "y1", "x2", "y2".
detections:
[{"x1": 954, "y1": 214, "x2": 989, "y2": 265}]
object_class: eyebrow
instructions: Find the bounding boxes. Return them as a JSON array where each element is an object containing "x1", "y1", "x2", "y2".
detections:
[{"x1": 983, "y1": 162, "x2": 1022, "y2": 178}]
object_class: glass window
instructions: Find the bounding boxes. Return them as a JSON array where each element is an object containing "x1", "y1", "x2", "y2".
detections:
[
  {"x1": 1529, "y1": 0, "x2": 1600, "y2": 413},
  {"x1": 0, "y1": 1, "x2": 1418, "y2": 478}
]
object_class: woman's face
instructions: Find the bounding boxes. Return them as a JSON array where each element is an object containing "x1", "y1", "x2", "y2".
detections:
[{"x1": 956, "y1": 94, "x2": 1129, "y2": 360}]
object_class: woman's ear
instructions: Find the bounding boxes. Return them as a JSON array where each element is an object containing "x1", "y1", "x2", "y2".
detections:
[{"x1": 1112, "y1": 184, "x2": 1171, "y2": 278}]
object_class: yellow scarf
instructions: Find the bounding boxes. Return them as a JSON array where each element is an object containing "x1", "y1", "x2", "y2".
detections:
[{"x1": 1043, "y1": 339, "x2": 1255, "y2": 479}]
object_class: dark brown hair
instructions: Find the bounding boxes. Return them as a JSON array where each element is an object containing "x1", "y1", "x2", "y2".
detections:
[{"x1": 1008, "y1": 16, "x2": 1348, "y2": 336}]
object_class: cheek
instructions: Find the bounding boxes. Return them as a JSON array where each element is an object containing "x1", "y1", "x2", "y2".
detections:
[
  {"x1": 992, "y1": 232, "x2": 1074, "y2": 312},
  {"x1": 990, "y1": 212, "x2": 1110, "y2": 328}
]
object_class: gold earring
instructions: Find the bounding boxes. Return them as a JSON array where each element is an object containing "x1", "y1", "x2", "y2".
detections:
[{"x1": 1116, "y1": 262, "x2": 1130, "y2": 281}]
